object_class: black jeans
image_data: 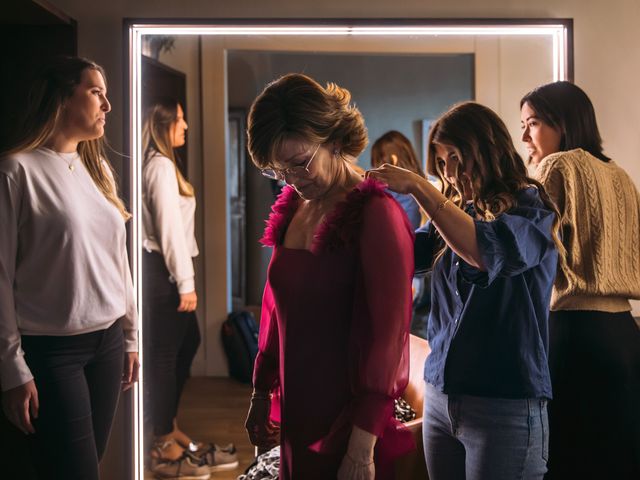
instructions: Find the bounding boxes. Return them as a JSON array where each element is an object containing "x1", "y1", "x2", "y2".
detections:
[
  {"x1": 21, "y1": 320, "x2": 124, "y2": 480},
  {"x1": 143, "y1": 250, "x2": 201, "y2": 436},
  {"x1": 546, "y1": 310, "x2": 640, "y2": 479}
]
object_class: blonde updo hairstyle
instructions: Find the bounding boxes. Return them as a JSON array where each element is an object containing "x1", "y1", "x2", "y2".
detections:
[{"x1": 247, "y1": 73, "x2": 368, "y2": 169}]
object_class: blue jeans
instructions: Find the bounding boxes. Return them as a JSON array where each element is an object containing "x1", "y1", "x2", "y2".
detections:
[{"x1": 423, "y1": 382, "x2": 548, "y2": 480}]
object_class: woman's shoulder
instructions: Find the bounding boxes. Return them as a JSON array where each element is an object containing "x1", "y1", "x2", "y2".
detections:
[
  {"x1": 144, "y1": 151, "x2": 173, "y2": 169},
  {"x1": 142, "y1": 152, "x2": 175, "y2": 180},
  {"x1": 538, "y1": 148, "x2": 583, "y2": 171},
  {"x1": 356, "y1": 178, "x2": 405, "y2": 219},
  {"x1": 329, "y1": 177, "x2": 394, "y2": 227},
  {"x1": 0, "y1": 149, "x2": 47, "y2": 181}
]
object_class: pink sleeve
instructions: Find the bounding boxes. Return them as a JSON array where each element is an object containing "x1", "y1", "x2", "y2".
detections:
[
  {"x1": 350, "y1": 196, "x2": 414, "y2": 437},
  {"x1": 252, "y1": 279, "x2": 280, "y2": 392}
]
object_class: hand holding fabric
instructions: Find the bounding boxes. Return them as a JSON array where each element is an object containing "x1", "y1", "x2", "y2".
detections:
[{"x1": 365, "y1": 164, "x2": 422, "y2": 195}]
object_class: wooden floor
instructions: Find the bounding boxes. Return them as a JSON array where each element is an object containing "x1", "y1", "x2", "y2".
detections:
[{"x1": 146, "y1": 377, "x2": 254, "y2": 480}]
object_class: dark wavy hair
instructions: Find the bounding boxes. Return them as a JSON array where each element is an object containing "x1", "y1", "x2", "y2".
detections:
[
  {"x1": 427, "y1": 101, "x2": 565, "y2": 265},
  {"x1": 520, "y1": 81, "x2": 610, "y2": 162}
]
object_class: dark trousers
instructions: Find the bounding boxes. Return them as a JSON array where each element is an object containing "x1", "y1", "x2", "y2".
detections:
[
  {"x1": 143, "y1": 250, "x2": 201, "y2": 436},
  {"x1": 21, "y1": 320, "x2": 124, "y2": 480},
  {"x1": 546, "y1": 310, "x2": 640, "y2": 479}
]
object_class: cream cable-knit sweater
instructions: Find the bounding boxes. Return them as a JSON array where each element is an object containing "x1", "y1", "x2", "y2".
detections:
[{"x1": 536, "y1": 148, "x2": 640, "y2": 312}]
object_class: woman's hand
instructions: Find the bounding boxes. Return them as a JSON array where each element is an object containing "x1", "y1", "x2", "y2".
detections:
[
  {"x1": 178, "y1": 291, "x2": 197, "y2": 312},
  {"x1": 122, "y1": 352, "x2": 140, "y2": 391},
  {"x1": 366, "y1": 164, "x2": 423, "y2": 195},
  {"x1": 2, "y1": 380, "x2": 39, "y2": 434},
  {"x1": 245, "y1": 394, "x2": 280, "y2": 450},
  {"x1": 337, "y1": 425, "x2": 376, "y2": 480}
]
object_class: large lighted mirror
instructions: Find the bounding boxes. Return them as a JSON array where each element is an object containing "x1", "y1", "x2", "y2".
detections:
[{"x1": 125, "y1": 19, "x2": 572, "y2": 479}]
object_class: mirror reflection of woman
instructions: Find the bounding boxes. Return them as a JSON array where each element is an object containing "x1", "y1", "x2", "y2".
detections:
[
  {"x1": 371, "y1": 130, "x2": 424, "y2": 230},
  {"x1": 245, "y1": 73, "x2": 415, "y2": 480},
  {"x1": 141, "y1": 99, "x2": 237, "y2": 478},
  {"x1": 369, "y1": 102, "x2": 564, "y2": 480},
  {"x1": 521, "y1": 81, "x2": 640, "y2": 480},
  {"x1": 0, "y1": 56, "x2": 139, "y2": 479}
]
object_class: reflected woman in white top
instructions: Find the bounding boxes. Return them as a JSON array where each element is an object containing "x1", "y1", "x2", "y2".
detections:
[
  {"x1": 142, "y1": 98, "x2": 238, "y2": 475},
  {"x1": 0, "y1": 56, "x2": 139, "y2": 479}
]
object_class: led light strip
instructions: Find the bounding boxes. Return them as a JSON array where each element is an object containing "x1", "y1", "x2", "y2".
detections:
[{"x1": 128, "y1": 22, "x2": 569, "y2": 480}]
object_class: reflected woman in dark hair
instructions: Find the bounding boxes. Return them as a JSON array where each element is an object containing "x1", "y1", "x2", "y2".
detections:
[
  {"x1": 142, "y1": 98, "x2": 237, "y2": 477},
  {"x1": 370, "y1": 101, "x2": 563, "y2": 480},
  {"x1": 521, "y1": 81, "x2": 640, "y2": 480},
  {"x1": 0, "y1": 56, "x2": 138, "y2": 479},
  {"x1": 371, "y1": 130, "x2": 424, "y2": 229}
]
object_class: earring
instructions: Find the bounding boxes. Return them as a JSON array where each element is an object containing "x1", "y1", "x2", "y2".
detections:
[{"x1": 333, "y1": 149, "x2": 339, "y2": 156}]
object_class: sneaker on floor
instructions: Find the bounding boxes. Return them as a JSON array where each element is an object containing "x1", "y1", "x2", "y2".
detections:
[
  {"x1": 197, "y1": 443, "x2": 239, "y2": 472},
  {"x1": 151, "y1": 452, "x2": 211, "y2": 480}
]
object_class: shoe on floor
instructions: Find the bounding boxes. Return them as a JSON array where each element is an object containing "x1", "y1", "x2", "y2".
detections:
[
  {"x1": 151, "y1": 451, "x2": 211, "y2": 480},
  {"x1": 197, "y1": 443, "x2": 239, "y2": 472}
]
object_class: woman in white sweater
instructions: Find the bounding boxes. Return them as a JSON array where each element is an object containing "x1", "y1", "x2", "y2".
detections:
[
  {"x1": 0, "y1": 56, "x2": 138, "y2": 479},
  {"x1": 141, "y1": 98, "x2": 236, "y2": 477},
  {"x1": 520, "y1": 81, "x2": 640, "y2": 480}
]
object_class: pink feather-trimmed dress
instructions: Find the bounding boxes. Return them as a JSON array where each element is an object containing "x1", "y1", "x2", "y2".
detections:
[{"x1": 253, "y1": 178, "x2": 415, "y2": 479}]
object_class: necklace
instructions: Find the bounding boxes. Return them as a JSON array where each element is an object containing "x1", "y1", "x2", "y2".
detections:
[{"x1": 48, "y1": 148, "x2": 77, "y2": 172}]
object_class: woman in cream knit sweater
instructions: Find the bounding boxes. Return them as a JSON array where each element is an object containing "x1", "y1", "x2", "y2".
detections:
[{"x1": 520, "y1": 81, "x2": 640, "y2": 480}]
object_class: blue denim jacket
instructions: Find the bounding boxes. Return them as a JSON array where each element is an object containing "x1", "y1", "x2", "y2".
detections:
[{"x1": 416, "y1": 187, "x2": 557, "y2": 399}]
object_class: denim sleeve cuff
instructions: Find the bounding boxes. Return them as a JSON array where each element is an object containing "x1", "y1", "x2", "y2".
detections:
[{"x1": 458, "y1": 220, "x2": 505, "y2": 287}]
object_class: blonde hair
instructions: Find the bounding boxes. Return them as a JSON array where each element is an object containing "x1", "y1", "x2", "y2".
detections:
[
  {"x1": 142, "y1": 98, "x2": 194, "y2": 197},
  {"x1": 247, "y1": 73, "x2": 368, "y2": 168},
  {"x1": 1, "y1": 56, "x2": 130, "y2": 220}
]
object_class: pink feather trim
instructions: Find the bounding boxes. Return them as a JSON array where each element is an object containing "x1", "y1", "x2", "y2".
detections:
[{"x1": 259, "y1": 178, "x2": 389, "y2": 254}]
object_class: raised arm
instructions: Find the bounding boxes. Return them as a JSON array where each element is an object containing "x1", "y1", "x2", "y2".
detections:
[{"x1": 367, "y1": 165, "x2": 484, "y2": 270}]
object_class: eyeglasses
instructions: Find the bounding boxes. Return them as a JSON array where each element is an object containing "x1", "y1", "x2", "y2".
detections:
[{"x1": 261, "y1": 144, "x2": 321, "y2": 181}]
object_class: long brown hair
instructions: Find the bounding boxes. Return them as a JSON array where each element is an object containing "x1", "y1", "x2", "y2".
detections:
[
  {"x1": 142, "y1": 98, "x2": 194, "y2": 196},
  {"x1": 371, "y1": 130, "x2": 425, "y2": 178},
  {"x1": 427, "y1": 102, "x2": 566, "y2": 266},
  {"x1": 247, "y1": 73, "x2": 368, "y2": 169},
  {"x1": 1, "y1": 56, "x2": 130, "y2": 220}
]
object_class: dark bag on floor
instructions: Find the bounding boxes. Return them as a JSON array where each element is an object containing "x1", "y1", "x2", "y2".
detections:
[{"x1": 221, "y1": 310, "x2": 259, "y2": 383}]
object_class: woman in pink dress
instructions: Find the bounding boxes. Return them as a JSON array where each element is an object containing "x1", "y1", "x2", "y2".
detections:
[{"x1": 244, "y1": 73, "x2": 415, "y2": 480}]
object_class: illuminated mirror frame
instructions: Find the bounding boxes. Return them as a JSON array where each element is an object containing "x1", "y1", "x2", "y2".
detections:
[{"x1": 124, "y1": 18, "x2": 573, "y2": 480}]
